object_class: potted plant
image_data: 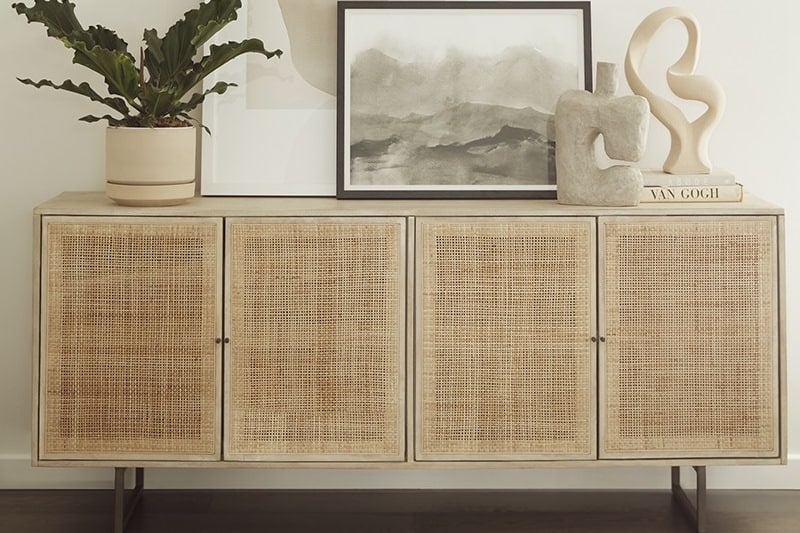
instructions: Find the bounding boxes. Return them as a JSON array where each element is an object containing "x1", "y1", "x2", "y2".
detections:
[{"x1": 13, "y1": 0, "x2": 282, "y2": 206}]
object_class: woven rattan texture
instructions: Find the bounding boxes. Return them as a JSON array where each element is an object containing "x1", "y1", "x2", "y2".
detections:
[
  {"x1": 602, "y1": 218, "x2": 777, "y2": 455},
  {"x1": 43, "y1": 220, "x2": 219, "y2": 458},
  {"x1": 419, "y1": 220, "x2": 594, "y2": 458},
  {"x1": 228, "y1": 221, "x2": 403, "y2": 458}
]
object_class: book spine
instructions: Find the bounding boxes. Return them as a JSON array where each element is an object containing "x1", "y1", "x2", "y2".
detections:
[
  {"x1": 640, "y1": 184, "x2": 743, "y2": 203},
  {"x1": 641, "y1": 170, "x2": 737, "y2": 187}
]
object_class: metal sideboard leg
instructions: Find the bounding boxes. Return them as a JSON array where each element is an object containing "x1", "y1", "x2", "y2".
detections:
[
  {"x1": 671, "y1": 466, "x2": 707, "y2": 533},
  {"x1": 114, "y1": 467, "x2": 144, "y2": 533}
]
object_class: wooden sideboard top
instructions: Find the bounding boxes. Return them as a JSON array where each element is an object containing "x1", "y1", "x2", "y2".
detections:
[{"x1": 34, "y1": 191, "x2": 785, "y2": 217}]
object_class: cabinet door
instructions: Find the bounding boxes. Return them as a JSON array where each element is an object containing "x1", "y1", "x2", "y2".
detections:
[
  {"x1": 39, "y1": 217, "x2": 222, "y2": 461},
  {"x1": 600, "y1": 216, "x2": 780, "y2": 459},
  {"x1": 416, "y1": 218, "x2": 596, "y2": 460},
  {"x1": 226, "y1": 218, "x2": 406, "y2": 461}
]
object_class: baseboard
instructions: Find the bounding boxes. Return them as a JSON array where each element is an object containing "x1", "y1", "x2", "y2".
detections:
[{"x1": 2, "y1": 454, "x2": 799, "y2": 490}]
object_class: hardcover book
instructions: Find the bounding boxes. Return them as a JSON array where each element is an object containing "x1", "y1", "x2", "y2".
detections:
[
  {"x1": 641, "y1": 169, "x2": 737, "y2": 187},
  {"x1": 640, "y1": 183, "x2": 743, "y2": 203}
]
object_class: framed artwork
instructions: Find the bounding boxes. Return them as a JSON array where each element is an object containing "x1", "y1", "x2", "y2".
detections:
[
  {"x1": 201, "y1": 0, "x2": 338, "y2": 196},
  {"x1": 337, "y1": 1, "x2": 593, "y2": 199}
]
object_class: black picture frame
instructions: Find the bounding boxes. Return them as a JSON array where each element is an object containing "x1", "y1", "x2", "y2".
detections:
[{"x1": 337, "y1": 1, "x2": 593, "y2": 199}]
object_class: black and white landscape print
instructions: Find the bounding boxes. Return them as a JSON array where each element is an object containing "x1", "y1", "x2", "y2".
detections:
[{"x1": 340, "y1": 5, "x2": 589, "y2": 197}]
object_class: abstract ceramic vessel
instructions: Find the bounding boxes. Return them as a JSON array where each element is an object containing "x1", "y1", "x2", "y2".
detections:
[
  {"x1": 625, "y1": 6, "x2": 725, "y2": 175},
  {"x1": 555, "y1": 62, "x2": 649, "y2": 207}
]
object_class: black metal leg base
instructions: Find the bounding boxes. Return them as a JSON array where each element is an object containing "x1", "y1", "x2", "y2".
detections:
[
  {"x1": 114, "y1": 467, "x2": 144, "y2": 533},
  {"x1": 671, "y1": 466, "x2": 707, "y2": 533}
]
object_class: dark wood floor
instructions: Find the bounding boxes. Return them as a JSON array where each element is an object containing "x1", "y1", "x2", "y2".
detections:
[{"x1": 1, "y1": 489, "x2": 799, "y2": 533}]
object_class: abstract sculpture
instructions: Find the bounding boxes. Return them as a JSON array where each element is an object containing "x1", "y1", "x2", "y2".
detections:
[
  {"x1": 625, "y1": 7, "x2": 726, "y2": 175},
  {"x1": 555, "y1": 62, "x2": 649, "y2": 207}
]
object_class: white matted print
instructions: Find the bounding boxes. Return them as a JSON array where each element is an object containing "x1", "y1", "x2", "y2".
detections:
[
  {"x1": 202, "y1": 0, "x2": 338, "y2": 196},
  {"x1": 337, "y1": 1, "x2": 592, "y2": 199}
]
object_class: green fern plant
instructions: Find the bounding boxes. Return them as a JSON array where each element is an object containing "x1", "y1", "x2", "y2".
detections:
[{"x1": 13, "y1": 0, "x2": 282, "y2": 129}]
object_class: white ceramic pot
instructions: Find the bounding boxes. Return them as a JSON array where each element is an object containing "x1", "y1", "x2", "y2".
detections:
[{"x1": 105, "y1": 126, "x2": 197, "y2": 206}]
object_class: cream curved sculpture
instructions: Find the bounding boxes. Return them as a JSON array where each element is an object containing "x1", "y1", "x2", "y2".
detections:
[{"x1": 625, "y1": 7, "x2": 725, "y2": 175}]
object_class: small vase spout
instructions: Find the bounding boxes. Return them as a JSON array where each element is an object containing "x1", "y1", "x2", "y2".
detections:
[{"x1": 595, "y1": 62, "x2": 619, "y2": 98}]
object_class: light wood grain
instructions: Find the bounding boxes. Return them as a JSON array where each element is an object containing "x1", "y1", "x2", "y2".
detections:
[
  {"x1": 31, "y1": 213, "x2": 42, "y2": 467},
  {"x1": 34, "y1": 191, "x2": 785, "y2": 218},
  {"x1": 32, "y1": 193, "x2": 787, "y2": 471},
  {"x1": 778, "y1": 215, "x2": 788, "y2": 464}
]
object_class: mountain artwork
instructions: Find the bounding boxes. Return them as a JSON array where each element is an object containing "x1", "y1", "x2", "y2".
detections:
[{"x1": 348, "y1": 45, "x2": 578, "y2": 189}]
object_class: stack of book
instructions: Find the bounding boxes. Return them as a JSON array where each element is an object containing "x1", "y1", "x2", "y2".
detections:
[{"x1": 639, "y1": 170, "x2": 743, "y2": 203}]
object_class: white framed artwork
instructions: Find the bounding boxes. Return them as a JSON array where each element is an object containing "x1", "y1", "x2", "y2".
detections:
[{"x1": 201, "y1": 0, "x2": 338, "y2": 196}]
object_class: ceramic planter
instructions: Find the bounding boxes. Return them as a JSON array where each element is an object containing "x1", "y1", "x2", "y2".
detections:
[{"x1": 105, "y1": 126, "x2": 197, "y2": 206}]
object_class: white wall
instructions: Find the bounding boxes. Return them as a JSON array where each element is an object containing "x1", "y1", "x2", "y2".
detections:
[{"x1": 1, "y1": 0, "x2": 797, "y2": 490}]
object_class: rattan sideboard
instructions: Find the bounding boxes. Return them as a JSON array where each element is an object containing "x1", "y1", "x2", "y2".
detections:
[{"x1": 32, "y1": 192, "x2": 787, "y2": 532}]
